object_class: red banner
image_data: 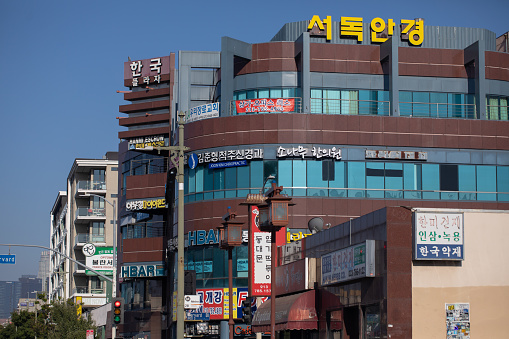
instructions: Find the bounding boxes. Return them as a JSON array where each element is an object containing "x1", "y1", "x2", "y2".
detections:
[{"x1": 236, "y1": 98, "x2": 295, "y2": 113}]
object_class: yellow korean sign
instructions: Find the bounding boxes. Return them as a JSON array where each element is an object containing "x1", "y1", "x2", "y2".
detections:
[{"x1": 308, "y1": 15, "x2": 424, "y2": 46}]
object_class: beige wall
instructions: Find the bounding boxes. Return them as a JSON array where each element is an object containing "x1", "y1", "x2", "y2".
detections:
[{"x1": 412, "y1": 210, "x2": 509, "y2": 338}]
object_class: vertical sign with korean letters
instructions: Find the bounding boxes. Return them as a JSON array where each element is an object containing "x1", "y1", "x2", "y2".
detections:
[
  {"x1": 124, "y1": 56, "x2": 170, "y2": 87},
  {"x1": 250, "y1": 206, "x2": 271, "y2": 296},
  {"x1": 414, "y1": 212, "x2": 464, "y2": 260}
]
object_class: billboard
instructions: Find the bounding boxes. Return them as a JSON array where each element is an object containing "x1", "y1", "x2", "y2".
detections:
[
  {"x1": 235, "y1": 98, "x2": 295, "y2": 113},
  {"x1": 414, "y1": 212, "x2": 464, "y2": 260},
  {"x1": 321, "y1": 240, "x2": 376, "y2": 285}
]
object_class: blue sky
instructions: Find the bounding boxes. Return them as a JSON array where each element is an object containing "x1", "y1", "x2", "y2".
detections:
[{"x1": 0, "y1": 0, "x2": 506, "y2": 281}]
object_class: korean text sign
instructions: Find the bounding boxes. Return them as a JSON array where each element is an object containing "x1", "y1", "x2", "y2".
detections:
[
  {"x1": 236, "y1": 98, "x2": 295, "y2": 113},
  {"x1": 321, "y1": 240, "x2": 375, "y2": 285},
  {"x1": 250, "y1": 206, "x2": 272, "y2": 296},
  {"x1": 414, "y1": 212, "x2": 464, "y2": 260}
]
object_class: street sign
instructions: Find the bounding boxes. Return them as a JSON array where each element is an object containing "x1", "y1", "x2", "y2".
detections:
[
  {"x1": 188, "y1": 153, "x2": 198, "y2": 169},
  {"x1": 184, "y1": 295, "x2": 202, "y2": 309},
  {"x1": 0, "y1": 254, "x2": 15, "y2": 264}
]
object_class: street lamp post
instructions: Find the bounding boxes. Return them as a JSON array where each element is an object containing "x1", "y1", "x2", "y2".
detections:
[
  {"x1": 256, "y1": 183, "x2": 293, "y2": 339},
  {"x1": 81, "y1": 193, "x2": 117, "y2": 338},
  {"x1": 217, "y1": 208, "x2": 244, "y2": 339}
]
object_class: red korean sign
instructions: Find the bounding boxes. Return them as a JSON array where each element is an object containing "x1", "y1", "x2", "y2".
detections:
[{"x1": 235, "y1": 98, "x2": 295, "y2": 113}]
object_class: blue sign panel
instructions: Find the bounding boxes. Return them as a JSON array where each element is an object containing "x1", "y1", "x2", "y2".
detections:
[
  {"x1": 188, "y1": 153, "x2": 198, "y2": 169},
  {"x1": 415, "y1": 244, "x2": 463, "y2": 260},
  {"x1": 208, "y1": 160, "x2": 247, "y2": 169},
  {"x1": 0, "y1": 255, "x2": 15, "y2": 264}
]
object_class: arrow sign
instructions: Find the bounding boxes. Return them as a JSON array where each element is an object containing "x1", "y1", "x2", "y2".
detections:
[{"x1": 0, "y1": 254, "x2": 15, "y2": 264}]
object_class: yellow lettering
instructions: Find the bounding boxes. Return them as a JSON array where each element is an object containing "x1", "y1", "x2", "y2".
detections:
[
  {"x1": 409, "y1": 20, "x2": 424, "y2": 45},
  {"x1": 341, "y1": 17, "x2": 363, "y2": 42},
  {"x1": 370, "y1": 17, "x2": 386, "y2": 42},
  {"x1": 308, "y1": 15, "x2": 332, "y2": 40}
]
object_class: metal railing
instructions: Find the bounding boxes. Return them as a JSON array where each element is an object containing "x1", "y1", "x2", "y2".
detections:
[
  {"x1": 75, "y1": 233, "x2": 105, "y2": 244},
  {"x1": 184, "y1": 186, "x2": 508, "y2": 202},
  {"x1": 399, "y1": 101, "x2": 477, "y2": 119},
  {"x1": 128, "y1": 157, "x2": 168, "y2": 176},
  {"x1": 77, "y1": 180, "x2": 106, "y2": 191},
  {"x1": 75, "y1": 207, "x2": 106, "y2": 217},
  {"x1": 310, "y1": 98, "x2": 391, "y2": 116},
  {"x1": 72, "y1": 286, "x2": 105, "y2": 295}
]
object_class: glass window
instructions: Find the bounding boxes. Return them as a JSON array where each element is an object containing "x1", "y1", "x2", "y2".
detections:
[
  {"x1": 329, "y1": 162, "x2": 346, "y2": 197},
  {"x1": 385, "y1": 163, "x2": 403, "y2": 199},
  {"x1": 270, "y1": 88, "x2": 282, "y2": 98},
  {"x1": 293, "y1": 160, "x2": 307, "y2": 196},
  {"x1": 278, "y1": 159, "x2": 293, "y2": 195},
  {"x1": 250, "y1": 161, "x2": 263, "y2": 194},
  {"x1": 440, "y1": 164, "x2": 458, "y2": 200},
  {"x1": 497, "y1": 167, "x2": 509, "y2": 201},
  {"x1": 258, "y1": 88, "x2": 269, "y2": 98},
  {"x1": 399, "y1": 91, "x2": 413, "y2": 116},
  {"x1": 213, "y1": 168, "x2": 225, "y2": 199},
  {"x1": 224, "y1": 167, "x2": 236, "y2": 198},
  {"x1": 91, "y1": 222, "x2": 105, "y2": 242},
  {"x1": 188, "y1": 168, "x2": 196, "y2": 194},
  {"x1": 413, "y1": 92, "x2": 430, "y2": 117},
  {"x1": 403, "y1": 163, "x2": 421, "y2": 199},
  {"x1": 348, "y1": 162, "x2": 365, "y2": 197},
  {"x1": 203, "y1": 167, "x2": 213, "y2": 200},
  {"x1": 366, "y1": 162, "x2": 384, "y2": 198},
  {"x1": 458, "y1": 165, "x2": 476, "y2": 200},
  {"x1": 237, "y1": 165, "x2": 250, "y2": 197},
  {"x1": 477, "y1": 165, "x2": 497, "y2": 201},
  {"x1": 92, "y1": 196, "x2": 105, "y2": 209},
  {"x1": 430, "y1": 92, "x2": 448, "y2": 118},
  {"x1": 422, "y1": 164, "x2": 439, "y2": 199},
  {"x1": 307, "y1": 160, "x2": 327, "y2": 197}
]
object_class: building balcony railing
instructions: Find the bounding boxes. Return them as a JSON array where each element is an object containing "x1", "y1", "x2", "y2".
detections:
[
  {"x1": 311, "y1": 98, "x2": 390, "y2": 116},
  {"x1": 72, "y1": 287, "x2": 105, "y2": 295},
  {"x1": 77, "y1": 180, "x2": 106, "y2": 191},
  {"x1": 400, "y1": 101, "x2": 477, "y2": 119},
  {"x1": 127, "y1": 157, "x2": 168, "y2": 176},
  {"x1": 75, "y1": 233, "x2": 105, "y2": 245},
  {"x1": 184, "y1": 187, "x2": 509, "y2": 203},
  {"x1": 75, "y1": 207, "x2": 106, "y2": 218}
]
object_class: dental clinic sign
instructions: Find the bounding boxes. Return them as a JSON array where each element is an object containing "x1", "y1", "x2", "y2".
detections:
[{"x1": 308, "y1": 15, "x2": 424, "y2": 45}]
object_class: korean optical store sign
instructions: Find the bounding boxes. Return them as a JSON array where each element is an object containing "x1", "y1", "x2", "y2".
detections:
[
  {"x1": 308, "y1": 15, "x2": 424, "y2": 45},
  {"x1": 321, "y1": 240, "x2": 376, "y2": 286},
  {"x1": 126, "y1": 197, "x2": 167, "y2": 211},
  {"x1": 414, "y1": 212, "x2": 464, "y2": 260}
]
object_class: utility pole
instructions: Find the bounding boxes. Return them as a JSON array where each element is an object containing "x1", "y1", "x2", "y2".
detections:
[{"x1": 149, "y1": 111, "x2": 188, "y2": 338}]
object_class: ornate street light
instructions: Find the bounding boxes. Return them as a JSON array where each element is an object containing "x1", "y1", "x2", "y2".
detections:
[{"x1": 217, "y1": 208, "x2": 244, "y2": 339}]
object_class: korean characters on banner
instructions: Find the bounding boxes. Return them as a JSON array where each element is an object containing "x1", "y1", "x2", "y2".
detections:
[
  {"x1": 124, "y1": 56, "x2": 170, "y2": 87},
  {"x1": 308, "y1": 15, "x2": 424, "y2": 46},
  {"x1": 414, "y1": 212, "x2": 464, "y2": 260},
  {"x1": 185, "y1": 288, "x2": 249, "y2": 321},
  {"x1": 250, "y1": 206, "x2": 272, "y2": 296},
  {"x1": 236, "y1": 98, "x2": 295, "y2": 114},
  {"x1": 196, "y1": 148, "x2": 263, "y2": 165}
]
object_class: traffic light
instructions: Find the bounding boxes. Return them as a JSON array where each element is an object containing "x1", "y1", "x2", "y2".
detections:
[
  {"x1": 242, "y1": 298, "x2": 252, "y2": 324},
  {"x1": 112, "y1": 297, "x2": 124, "y2": 325}
]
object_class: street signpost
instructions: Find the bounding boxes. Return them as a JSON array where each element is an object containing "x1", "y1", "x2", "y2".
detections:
[{"x1": 0, "y1": 254, "x2": 15, "y2": 264}]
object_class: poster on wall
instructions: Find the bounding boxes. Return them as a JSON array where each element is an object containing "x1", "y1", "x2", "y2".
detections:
[
  {"x1": 446, "y1": 303, "x2": 470, "y2": 338},
  {"x1": 414, "y1": 212, "x2": 464, "y2": 260}
]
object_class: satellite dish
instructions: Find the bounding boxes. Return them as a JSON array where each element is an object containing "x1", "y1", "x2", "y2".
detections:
[{"x1": 308, "y1": 217, "x2": 324, "y2": 234}]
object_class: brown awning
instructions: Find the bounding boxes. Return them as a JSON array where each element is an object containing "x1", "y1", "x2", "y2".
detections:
[{"x1": 251, "y1": 290, "x2": 318, "y2": 333}]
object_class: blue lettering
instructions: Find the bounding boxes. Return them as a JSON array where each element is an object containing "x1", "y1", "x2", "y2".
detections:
[
  {"x1": 130, "y1": 266, "x2": 138, "y2": 277},
  {"x1": 138, "y1": 265, "x2": 146, "y2": 277},
  {"x1": 147, "y1": 265, "x2": 155, "y2": 276},
  {"x1": 197, "y1": 230, "x2": 206, "y2": 245},
  {"x1": 206, "y1": 229, "x2": 218, "y2": 244},
  {"x1": 188, "y1": 231, "x2": 196, "y2": 246}
]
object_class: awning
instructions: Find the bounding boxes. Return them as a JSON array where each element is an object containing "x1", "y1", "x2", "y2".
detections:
[{"x1": 252, "y1": 290, "x2": 318, "y2": 332}]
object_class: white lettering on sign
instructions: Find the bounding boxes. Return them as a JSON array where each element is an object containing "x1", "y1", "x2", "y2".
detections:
[
  {"x1": 195, "y1": 149, "x2": 264, "y2": 164},
  {"x1": 277, "y1": 145, "x2": 342, "y2": 160},
  {"x1": 365, "y1": 150, "x2": 427, "y2": 160}
]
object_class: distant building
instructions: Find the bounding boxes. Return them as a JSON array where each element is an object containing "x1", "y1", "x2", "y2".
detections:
[
  {"x1": 19, "y1": 275, "x2": 41, "y2": 300},
  {"x1": 0, "y1": 281, "x2": 20, "y2": 319},
  {"x1": 38, "y1": 251, "x2": 50, "y2": 294}
]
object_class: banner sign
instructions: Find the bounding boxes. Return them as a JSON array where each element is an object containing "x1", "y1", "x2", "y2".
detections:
[
  {"x1": 321, "y1": 240, "x2": 376, "y2": 286},
  {"x1": 235, "y1": 98, "x2": 295, "y2": 113},
  {"x1": 192, "y1": 148, "x2": 263, "y2": 165},
  {"x1": 85, "y1": 247, "x2": 114, "y2": 275},
  {"x1": 414, "y1": 212, "x2": 464, "y2": 260},
  {"x1": 308, "y1": 15, "x2": 424, "y2": 46},
  {"x1": 277, "y1": 145, "x2": 341, "y2": 160},
  {"x1": 275, "y1": 258, "x2": 309, "y2": 295},
  {"x1": 186, "y1": 103, "x2": 220, "y2": 123},
  {"x1": 128, "y1": 135, "x2": 167, "y2": 150},
  {"x1": 184, "y1": 287, "x2": 249, "y2": 320}
]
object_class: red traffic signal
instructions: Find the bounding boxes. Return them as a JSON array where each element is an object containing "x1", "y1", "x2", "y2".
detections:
[{"x1": 111, "y1": 297, "x2": 124, "y2": 325}]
